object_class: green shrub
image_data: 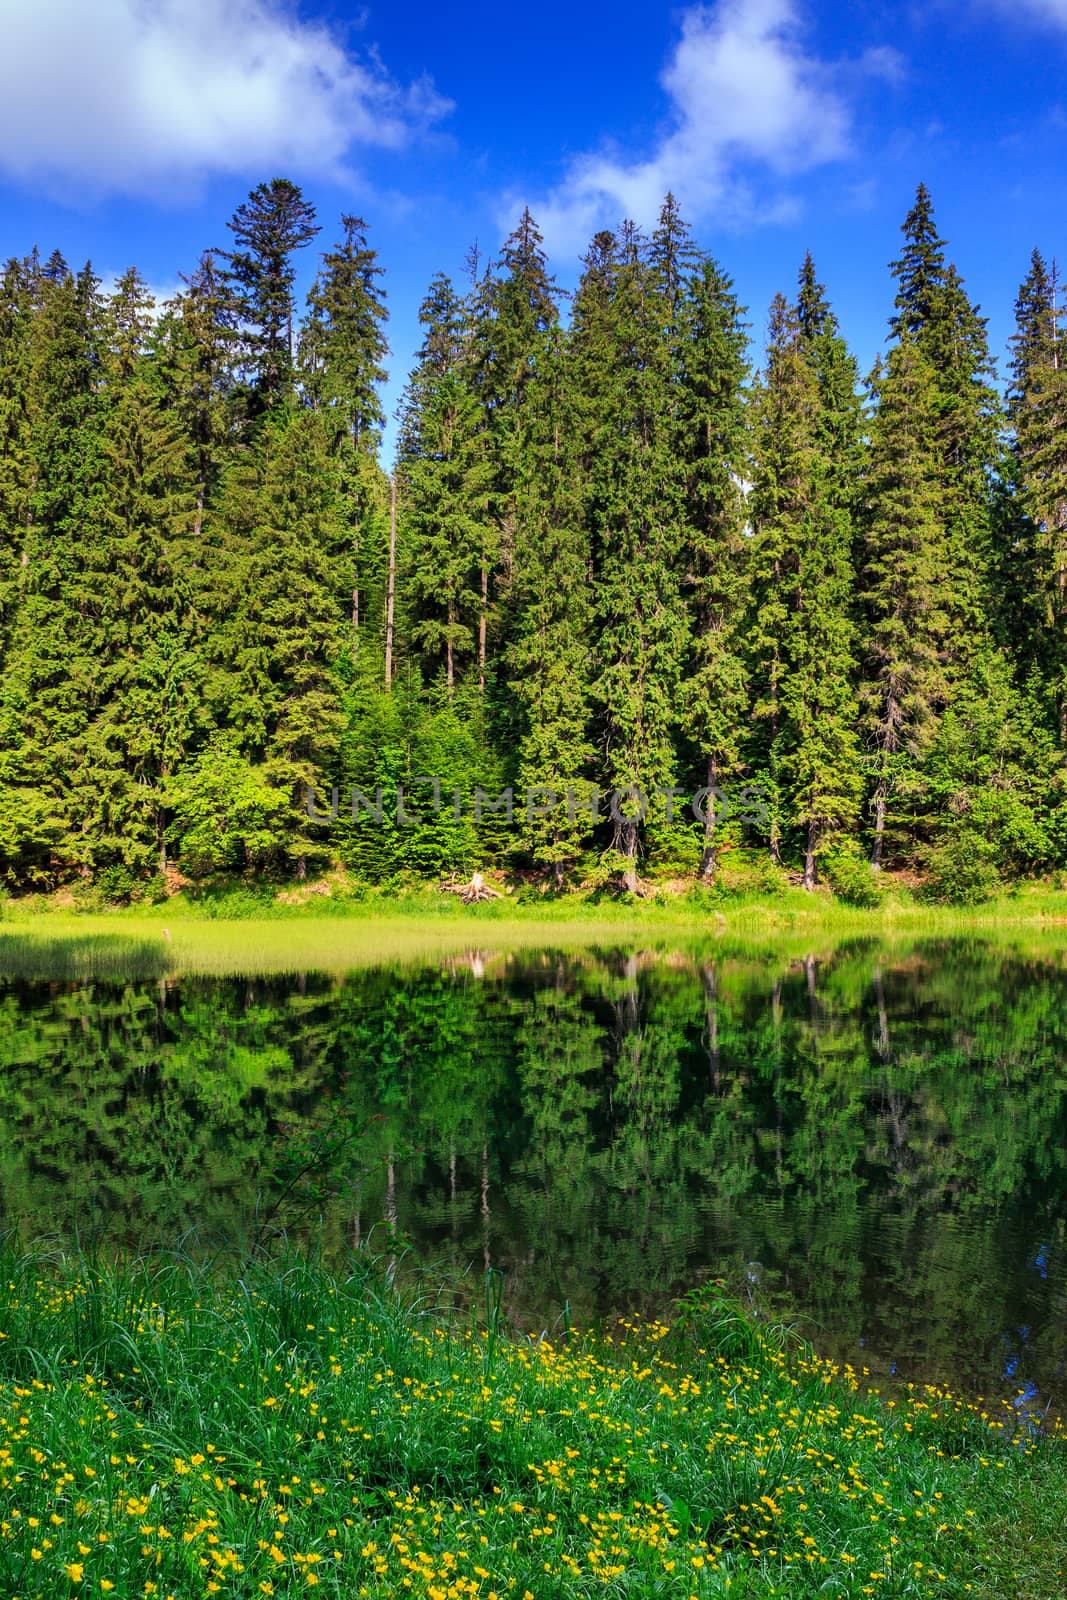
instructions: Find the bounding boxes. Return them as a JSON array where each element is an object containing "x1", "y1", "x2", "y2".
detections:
[
  {"x1": 716, "y1": 849, "x2": 790, "y2": 896},
  {"x1": 821, "y1": 850, "x2": 881, "y2": 907},
  {"x1": 923, "y1": 830, "x2": 1001, "y2": 905}
]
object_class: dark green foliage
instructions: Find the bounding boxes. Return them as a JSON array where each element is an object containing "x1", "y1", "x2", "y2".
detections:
[
  {"x1": 820, "y1": 848, "x2": 881, "y2": 907},
  {"x1": 677, "y1": 257, "x2": 750, "y2": 879},
  {"x1": 507, "y1": 332, "x2": 595, "y2": 877},
  {"x1": 750, "y1": 281, "x2": 862, "y2": 887},
  {"x1": 860, "y1": 334, "x2": 948, "y2": 868},
  {"x1": 220, "y1": 177, "x2": 320, "y2": 414},
  {"x1": 0, "y1": 180, "x2": 1065, "y2": 895},
  {"x1": 921, "y1": 832, "x2": 1001, "y2": 905},
  {"x1": 1006, "y1": 250, "x2": 1067, "y2": 733},
  {"x1": 572, "y1": 214, "x2": 690, "y2": 887},
  {"x1": 398, "y1": 273, "x2": 494, "y2": 696}
]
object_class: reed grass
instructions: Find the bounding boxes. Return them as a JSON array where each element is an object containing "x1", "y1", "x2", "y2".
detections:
[{"x1": 4, "y1": 886, "x2": 1067, "y2": 978}]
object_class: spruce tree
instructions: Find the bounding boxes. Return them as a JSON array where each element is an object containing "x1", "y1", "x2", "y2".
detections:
[
  {"x1": 200, "y1": 408, "x2": 345, "y2": 876},
  {"x1": 468, "y1": 208, "x2": 560, "y2": 688},
  {"x1": 398, "y1": 273, "x2": 493, "y2": 697},
  {"x1": 299, "y1": 215, "x2": 390, "y2": 660},
  {"x1": 220, "y1": 178, "x2": 320, "y2": 414},
  {"x1": 889, "y1": 183, "x2": 945, "y2": 342},
  {"x1": 1008, "y1": 250, "x2": 1067, "y2": 734},
  {"x1": 93, "y1": 269, "x2": 203, "y2": 873},
  {"x1": 877, "y1": 186, "x2": 1027, "y2": 874},
  {"x1": 0, "y1": 257, "x2": 109, "y2": 878},
  {"x1": 860, "y1": 335, "x2": 948, "y2": 868},
  {"x1": 0, "y1": 253, "x2": 37, "y2": 670},
  {"x1": 888, "y1": 187, "x2": 1000, "y2": 676},
  {"x1": 157, "y1": 251, "x2": 236, "y2": 541},
  {"x1": 300, "y1": 214, "x2": 388, "y2": 451},
  {"x1": 508, "y1": 329, "x2": 594, "y2": 880},
  {"x1": 749, "y1": 288, "x2": 862, "y2": 886},
  {"x1": 676, "y1": 256, "x2": 750, "y2": 877},
  {"x1": 797, "y1": 252, "x2": 865, "y2": 514},
  {"x1": 572, "y1": 207, "x2": 692, "y2": 888}
]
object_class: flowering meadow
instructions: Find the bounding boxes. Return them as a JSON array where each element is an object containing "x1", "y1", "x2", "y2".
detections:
[{"x1": 0, "y1": 1250, "x2": 1062, "y2": 1600}]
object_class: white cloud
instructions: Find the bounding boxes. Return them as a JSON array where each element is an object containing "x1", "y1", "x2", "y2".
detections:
[
  {"x1": 505, "y1": 0, "x2": 899, "y2": 255},
  {"x1": 0, "y1": 0, "x2": 451, "y2": 199},
  {"x1": 998, "y1": 0, "x2": 1067, "y2": 22}
]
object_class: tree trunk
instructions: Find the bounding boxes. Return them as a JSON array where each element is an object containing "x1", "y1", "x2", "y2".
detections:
[
  {"x1": 446, "y1": 601, "x2": 454, "y2": 697},
  {"x1": 698, "y1": 753, "x2": 718, "y2": 879},
  {"x1": 870, "y1": 781, "x2": 887, "y2": 871},
  {"x1": 768, "y1": 651, "x2": 782, "y2": 865},
  {"x1": 478, "y1": 565, "x2": 487, "y2": 692},
  {"x1": 384, "y1": 473, "x2": 397, "y2": 689},
  {"x1": 615, "y1": 815, "x2": 639, "y2": 892},
  {"x1": 803, "y1": 821, "x2": 816, "y2": 890}
]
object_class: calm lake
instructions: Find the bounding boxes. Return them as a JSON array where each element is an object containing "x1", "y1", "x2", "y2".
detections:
[{"x1": 1, "y1": 936, "x2": 1064, "y2": 1415}]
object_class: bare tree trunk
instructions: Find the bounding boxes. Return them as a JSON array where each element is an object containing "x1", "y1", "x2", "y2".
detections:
[
  {"x1": 768, "y1": 690, "x2": 783, "y2": 867},
  {"x1": 447, "y1": 601, "x2": 454, "y2": 698},
  {"x1": 615, "y1": 815, "x2": 639, "y2": 892},
  {"x1": 386, "y1": 1154, "x2": 397, "y2": 1239},
  {"x1": 157, "y1": 771, "x2": 168, "y2": 876},
  {"x1": 478, "y1": 565, "x2": 487, "y2": 692},
  {"x1": 803, "y1": 821, "x2": 816, "y2": 890},
  {"x1": 871, "y1": 781, "x2": 887, "y2": 872},
  {"x1": 384, "y1": 474, "x2": 397, "y2": 689},
  {"x1": 698, "y1": 753, "x2": 718, "y2": 880}
]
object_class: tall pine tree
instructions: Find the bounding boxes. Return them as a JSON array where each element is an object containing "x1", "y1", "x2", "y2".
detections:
[
  {"x1": 749, "y1": 285, "x2": 861, "y2": 887},
  {"x1": 398, "y1": 274, "x2": 493, "y2": 697},
  {"x1": 1008, "y1": 249, "x2": 1067, "y2": 735},
  {"x1": 676, "y1": 256, "x2": 750, "y2": 878}
]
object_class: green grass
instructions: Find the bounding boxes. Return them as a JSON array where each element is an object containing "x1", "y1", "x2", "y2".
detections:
[
  {"x1": 4, "y1": 883, "x2": 1067, "y2": 976},
  {"x1": 0, "y1": 1246, "x2": 1061, "y2": 1600}
]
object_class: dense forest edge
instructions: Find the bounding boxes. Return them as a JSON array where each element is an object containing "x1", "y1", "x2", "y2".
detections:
[
  {"x1": 2, "y1": 179, "x2": 1066, "y2": 909},
  {"x1": 0, "y1": 1245, "x2": 1063, "y2": 1600}
]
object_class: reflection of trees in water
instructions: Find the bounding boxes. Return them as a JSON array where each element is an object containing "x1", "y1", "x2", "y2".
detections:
[{"x1": 1, "y1": 942, "x2": 1067, "y2": 1403}]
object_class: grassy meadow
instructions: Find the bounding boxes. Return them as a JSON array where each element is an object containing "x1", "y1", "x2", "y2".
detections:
[
  {"x1": 0, "y1": 1248, "x2": 1062, "y2": 1600},
  {"x1": 3, "y1": 879, "x2": 1067, "y2": 977}
]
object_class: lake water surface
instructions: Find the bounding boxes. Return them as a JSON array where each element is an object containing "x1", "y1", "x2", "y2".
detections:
[{"x1": 1, "y1": 937, "x2": 1064, "y2": 1415}]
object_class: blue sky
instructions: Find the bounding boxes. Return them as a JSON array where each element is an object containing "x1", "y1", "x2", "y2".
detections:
[{"x1": 1, "y1": 0, "x2": 1065, "y2": 460}]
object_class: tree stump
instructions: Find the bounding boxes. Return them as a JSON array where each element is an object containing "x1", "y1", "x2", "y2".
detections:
[{"x1": 442, "y1": 871, "x2": 504, "y2": 904}]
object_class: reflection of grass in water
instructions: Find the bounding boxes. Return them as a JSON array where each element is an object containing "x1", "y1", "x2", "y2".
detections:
[
  {"x1": 0, "y1": 930, "x2": 168, "y2": 982},
  {"x1": 0, "y1": 1243, "x2": 1063, "y2": 1599}
]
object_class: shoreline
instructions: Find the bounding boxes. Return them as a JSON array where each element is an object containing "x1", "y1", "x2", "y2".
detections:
[{"x1": 3, "y1": 886, "x2": 1067, "y2": 976}]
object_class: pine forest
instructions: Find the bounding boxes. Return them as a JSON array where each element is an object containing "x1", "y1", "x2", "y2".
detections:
[{"x1": 1, "y1": 177, "x2": 1065, "y2": 903}]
